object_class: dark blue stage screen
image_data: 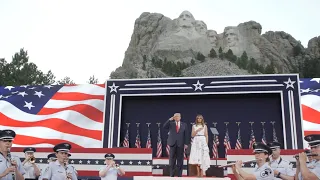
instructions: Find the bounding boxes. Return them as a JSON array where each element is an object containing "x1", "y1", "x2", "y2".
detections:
[{"x1": 120, "y1": 93, "x2": 283, "y2": 158}]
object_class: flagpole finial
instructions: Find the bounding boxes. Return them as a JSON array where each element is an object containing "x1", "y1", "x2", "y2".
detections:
[
  {"x1": 249, "y1": 122, "x2": 254, "y2": 126},
  {"x1": 236, "y1": 122, "x2": 241, "y2": 126},
  {"x1": 136, "y1": 123, "x2": 140, "y2": 127},
  {"x1": 270, "y1": 121, "x2": 275, "y2": 125},
  {"x1": 126, "y1": 123, "x2": 130, "y2": 127},
  {"x1": 212, "y1": 122, "x2": 217, "y2": 127},
  {"x1": 261, "y1": 122, "x2": 266, "y2": 126},
  {"x1": 146, "y1": 123, "x2": 151, "y2": 127},
  {"x1": 156, "y1": 122, "x2": 161, "y2": 127},
  {"x1": 224, "y1": 122, "x2": 229, "y2": 126}
]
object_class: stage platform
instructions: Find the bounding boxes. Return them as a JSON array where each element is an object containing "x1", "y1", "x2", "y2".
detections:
[{"x1": 133, "y1": 177, "x2": 230, "y2": 180}]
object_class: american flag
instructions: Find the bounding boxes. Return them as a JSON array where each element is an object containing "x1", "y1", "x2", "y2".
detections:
[
  {"x1": 261, "y1": 124, "x2": 267, "y2": 145},
  {"x1": 0, "y1": 84, "x2": 105, "y2": 148},
  {"x1": 212, "y1": 134, "x2": 219, "y2": 158},
  {"x1": 146, "y1": 126, "x2": 152, "y2": 149},
  {"x1": 135, "y1": 126, "x2": 141, "y2": 148},
  {"x1": 156, "y1": 126, "x2": 162, "y2": 158},
  {"x1": 272, "y1": 124, "x2": 278, "y2": 142},
  {"x1": 123, "y1": 125, "x2": 130, "y2": 148},
  {"x1": 223, "y1": 126, "x2": 231, "y2": 157},
  {"x1": 235, "y1": 126, "x2": 242, "y2": 149},
  {"x1": 166, "y1": 144, "x2": 170, "y2": 157},
  {"x1": 249, "y1": 125, "x2": 256, "y2": 149},
  {"x1": 300, "y1": 78, "x2": 320, "y2": 137}
]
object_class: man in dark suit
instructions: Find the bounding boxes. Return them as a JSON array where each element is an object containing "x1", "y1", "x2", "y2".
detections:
[{"x1": 163, "y1": 113, "x2": 189, "y2": 177}]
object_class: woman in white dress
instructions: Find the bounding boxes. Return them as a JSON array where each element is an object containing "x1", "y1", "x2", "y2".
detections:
[{"x1": 189, "y1": 114, "x2": 211, "y2": 177}]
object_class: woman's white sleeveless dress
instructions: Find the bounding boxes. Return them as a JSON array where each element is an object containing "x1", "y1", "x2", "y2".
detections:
[{"x1": 189, "y1": 125, "x2": 211, "y2": 172}]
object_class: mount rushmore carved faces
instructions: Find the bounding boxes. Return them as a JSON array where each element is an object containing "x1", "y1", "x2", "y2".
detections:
[
  {"x1": 177, "y1": 10, "x2": 195, "y2": 28},
  {"x1": 195, "y1": 20, "x2": 207, "y2": 36},
  {"x1": 224, "y1": 26, "x2": 239, "y2": 47},
  {"x1": 207, "y1": 30, "x2": 218, "y2": 47}
]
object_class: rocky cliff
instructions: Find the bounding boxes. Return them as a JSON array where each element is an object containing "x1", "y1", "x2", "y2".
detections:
[{"x1": 110, "y1": 11, "x2": 320, "y2": 79}]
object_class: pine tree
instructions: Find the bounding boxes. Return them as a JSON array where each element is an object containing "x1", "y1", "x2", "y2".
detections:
[
  {"x1": 191, "y1": 59, "x2": 195, "y2": 65},
  {"x1": 209, "y1": 48, "x2": 217, "y2": 58},
  {"x1": 196, "y1": 52, "x2": 205, "y2": 62}
]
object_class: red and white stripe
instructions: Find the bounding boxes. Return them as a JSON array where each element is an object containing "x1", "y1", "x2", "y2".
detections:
[
  {"x1": 235, "y1": 139, "x2": 242, "y2": 150},
  {"x1": 156, "y1": 141, "x2": 162, "y2": 158},
  {"x1": 166, "y1": 144, "x2": 170, "y2": 157},
  {"x1": 301, "y1": 94, "x2": 320, "y2": 136},
  {"x1": 212, "y1": 136, "x2": 219, "y2": 158},
  {"x1": 0, "y1": 84, "x2": 105, "y2": 148}
]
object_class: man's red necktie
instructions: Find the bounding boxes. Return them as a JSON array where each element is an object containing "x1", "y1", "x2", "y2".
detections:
[{"x1": 176, "y1": 122, "x2": 179, "y2": 133}]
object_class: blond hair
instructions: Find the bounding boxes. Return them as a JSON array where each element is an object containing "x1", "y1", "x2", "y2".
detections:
[{"x1": 195, "y1": 114, "x2": 205, "y2": 127}]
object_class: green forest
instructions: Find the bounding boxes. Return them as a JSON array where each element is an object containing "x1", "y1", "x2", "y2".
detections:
[{"x1": 0, "y1": 48, "x2": 99, "y2": 86}]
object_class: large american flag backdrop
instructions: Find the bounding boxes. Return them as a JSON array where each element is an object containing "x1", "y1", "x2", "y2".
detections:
[{"x1": 0, "y1": 84, "x2": 105, "y2": 148}]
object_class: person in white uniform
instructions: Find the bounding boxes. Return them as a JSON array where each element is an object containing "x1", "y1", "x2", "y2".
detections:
[
  {"x1": 267, "y1": 141, "x2": 294, "y2": 179},
  {"x1": 22, "y1": 147, "x2": 41, "y2": 180},
  {"x1": 99, "y1": 153, "x2": 125, "y2": 180},
  {"x1": 41, "y1": 143, "x2": 78, "y2": 180},
  {"x1": 0, "y1": 129, "x2": 26, "y2": 180},
  {"x1": 188, "y1": 114, "x2": 211, "y2": 177},
  {"x1": 38, "y1": 153, "x2": 57, "y2": 180},
  {"x1": 304, "y1": 149, "x2": 315, "y2": 168},
  {"x1": 65, "y1": 153, "x2": 78, "y2": 176},
  {"x1": 232, "y1": 142, "x2": 274, "y2": 180},
  {"x1": 295, "y1": 134, "x2": 320, "y2": 180}
]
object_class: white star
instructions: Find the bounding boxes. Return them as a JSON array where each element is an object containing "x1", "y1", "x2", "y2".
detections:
[
  {"x1": 156, "y1": 165, "x2": 160, "y2": 168},
  {"x1": 87, "y1": 160, "x2": 91, "y2": 164},
  {"x1": 24, "y1": 101, "x2": 35, "y2": 110},
  {"x1": 146, "y1": 161, "x2": 150, "y2": 165},
  {"x1": 39, "y1": 159, "x2": 43, "y2": 163},
  {"x1": 71, "y1": 160, "x2": 74, "y2": 164},
  {"x1": 95, "y1": 160, "x2": 99, "y2": 164},
  {"x1": 301, "y1": 88, "x2": 311, "y2": 93},
  {"x1": 34, "y1": 91, "x2": 45, "y2": 98},
  {"x1": 284, "y1": 78, "x2": 296, "y2": 89},
  {"x1": 18, "y1": 91, "x2": 28, "y2": 97},
  {"x1": 20, "y1": 85, "x2": 28, "y2": 88},
  {"x1": 241, "y1": 163, "x2": 244, "y2": 167},
  {"x1": 79, "y1": 160, "x2": 82, "y2": 164},
  {"x1": 0, "y1": 95, "x2": 3, "y2": 99},
  {"x1": 250, "y1": 163, "x2": 255, "y2": 167},
  {"x1": 311, "y1": 78, "x2": 320, "y2": 83},
  {"x1": 108, "y1": 82, "x2": 119, "y2": 93},
  {"x1": 138, "y1": 161, "x2": 141, "y2": 165},
  {"x1": 44, "y1": 85, "x2": 53, "y2": 89},
  {"x1": 120, "y1": 161, "x2": 124, "y2": 165},
  {"x1": 192, "y1": 80, "x2": 204, "y2": 91},
  {"x1": 11, "y1": 91, "x2": 19, "y2": 94},
  {"x1": 129, "y1": 161, "x2": 133, "y2": 165},
  {"x1": 4, "y1": 86, "x2": 14, "y2": 91}
]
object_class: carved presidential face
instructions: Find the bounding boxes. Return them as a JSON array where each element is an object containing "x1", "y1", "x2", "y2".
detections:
[
  {"x1": 178, "y1": 11, "x2": 195, "y2": 28},
  {"x1": 195, "y1": 21, "x2": 207, "y2": 35},
  {"x1": 207, "y1": 30, "x2": 218, "y2": 46},
  {"x1": 224, "y1": 28, "x2": 239, "y2": 47}
]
